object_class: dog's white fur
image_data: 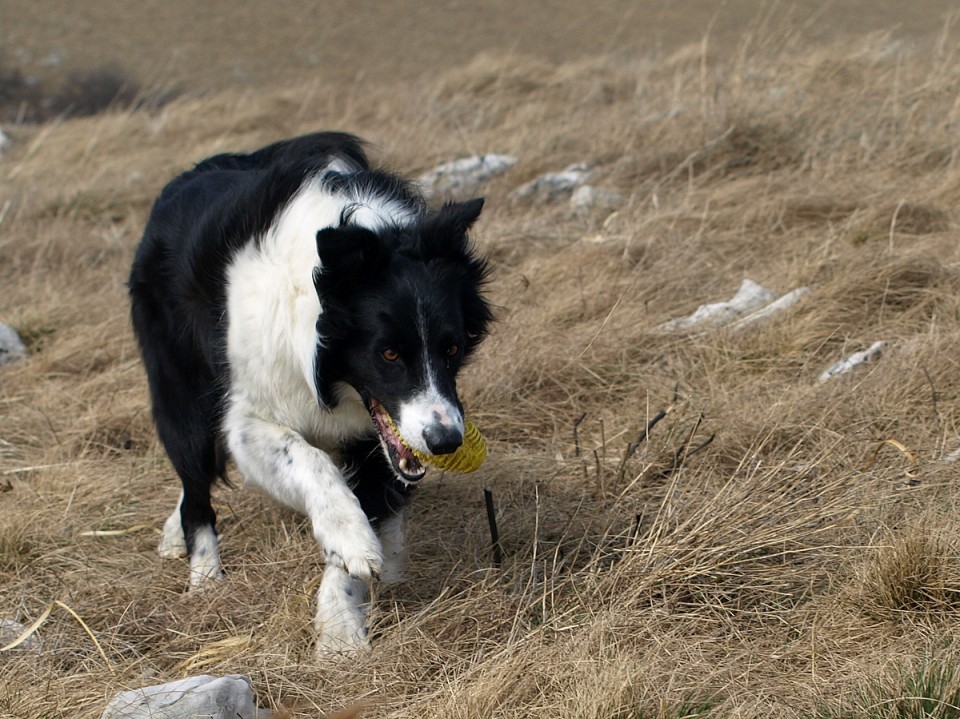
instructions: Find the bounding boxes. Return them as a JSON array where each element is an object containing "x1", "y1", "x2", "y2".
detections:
[{"x1": 158, "y1": 490, "x2": 187, "y2": 559}]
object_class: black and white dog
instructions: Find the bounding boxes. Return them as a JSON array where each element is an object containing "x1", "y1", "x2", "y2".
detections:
[{"x1": 129, "y1": 132, "x2": 492, "y2": 654}]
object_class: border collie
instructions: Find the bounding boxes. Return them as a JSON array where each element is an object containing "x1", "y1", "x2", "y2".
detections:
[{"x1": 129, "y1": 132, "x2": 492, "y2": 654}]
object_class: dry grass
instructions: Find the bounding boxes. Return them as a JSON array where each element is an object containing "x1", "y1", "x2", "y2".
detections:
[{"x1": 4, "y1": 22, "x2": 960, "y2": 719}]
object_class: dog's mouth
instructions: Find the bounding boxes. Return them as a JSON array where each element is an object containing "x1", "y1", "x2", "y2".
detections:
[{"x1": 368, "y1": 399, "x2": 426, "y2": 484}]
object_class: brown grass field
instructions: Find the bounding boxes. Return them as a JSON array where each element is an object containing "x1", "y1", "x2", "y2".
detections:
[{"x1": 4, "y1": 5, "x2": 960, "y2": 718}]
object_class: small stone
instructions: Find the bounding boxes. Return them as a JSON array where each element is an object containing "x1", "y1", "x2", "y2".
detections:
[
  {"x1": 418, "y1": 154, "x2": 517, "y2": 200},
  {"x1": 570, "y1": 185, "x2": 624, "y2": 215},
  {"x1": 0, "y1": 323, "x2": 28, "y2": 366},
  {"x1": 818, "y1": 341, "x2": 887, "y2": 383},
  {"x1": 508, "y1": 163, "x2": 591, "y2": 205},
  {"x1": 731, "y1": 286, "x2": 810, "y2": 332},
  {"x1": 100, "y1": 674, "x2": 271, "y2": 719},
  {"x1": 0, "y1": 130, "x2": 10, "y2": 154},
  {"x1": 658, "y1": 279, "x2": 777, "y2": 332},
  {"x1": 0, "y1": 618, "x2": 42, "y2": 654}
]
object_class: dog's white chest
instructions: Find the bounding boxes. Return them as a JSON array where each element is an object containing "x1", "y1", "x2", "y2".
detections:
[{"x1": 224, "y1": 235, "x2": 369, "y2": 448}]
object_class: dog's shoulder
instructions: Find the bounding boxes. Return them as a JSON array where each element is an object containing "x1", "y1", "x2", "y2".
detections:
[{"x1": 135, "y1": 133, "x2": 370, "y2": 294}]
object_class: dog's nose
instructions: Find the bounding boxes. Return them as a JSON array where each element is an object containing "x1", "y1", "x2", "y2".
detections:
[{"x1": 422, "y1": 424, "x2": 463, "y2": 456}]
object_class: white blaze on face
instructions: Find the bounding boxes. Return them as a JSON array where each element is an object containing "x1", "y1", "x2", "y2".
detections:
[{"x1": 393, "y1": 296, "x2": 466, "y2": 456}]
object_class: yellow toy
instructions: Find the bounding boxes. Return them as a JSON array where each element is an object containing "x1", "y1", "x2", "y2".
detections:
[{"x1": 386, "y1": 415, "x2": 487, "y2": 473}]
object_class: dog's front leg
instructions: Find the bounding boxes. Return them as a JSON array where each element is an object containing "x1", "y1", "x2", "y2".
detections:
[
  {"x1": 314, "y1": 563, "x2": 371, "y2": 654},
  {"x1": 226, "y1": 408, "x2": 382, "y2": 654}
]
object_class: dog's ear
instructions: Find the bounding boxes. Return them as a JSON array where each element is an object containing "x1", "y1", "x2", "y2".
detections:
[
  {"x1": 417, "y1": 198, "x2": 493, "y2": 355},
  {"x1": 313, "y1": 225, "x2": 389, "y2": 410},
  {"x1": 417, "y1": 198, "x2": 484, "y2": 260},
  {"x1": 438, "y1": 197, "x2": 484, "y2": 237},
  {"x1": 314, "y1": 225, "x2": 387, "y2": 294}
]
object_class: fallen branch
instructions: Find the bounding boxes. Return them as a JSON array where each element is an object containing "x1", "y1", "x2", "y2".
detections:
[
  {"x1": 660, "y1": 413, "x2": 715, "y2": 480},
  {"x1": 615, "y1": 393, "x2": 678, "y2": 485}
]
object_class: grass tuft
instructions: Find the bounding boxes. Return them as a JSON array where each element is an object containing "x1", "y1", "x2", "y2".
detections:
[
  {"x1": 819, "y1": 657, "x2": 960, "y2": 719},
  {"x1": 858, "y1": 526, "x2": 960, "y2": 620}
]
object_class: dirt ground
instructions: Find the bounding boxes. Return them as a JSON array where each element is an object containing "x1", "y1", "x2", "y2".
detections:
[{"x1": 2, "y1": 0, "x2": 958, "y2": 92}]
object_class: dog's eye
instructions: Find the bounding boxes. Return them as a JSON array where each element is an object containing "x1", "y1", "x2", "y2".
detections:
[
  {"x1": 446, "y1": 344, "x2": 459, "y2": 357},
  {"x1": 382, "y1": 348, "x2": 399, "y2": 362}
]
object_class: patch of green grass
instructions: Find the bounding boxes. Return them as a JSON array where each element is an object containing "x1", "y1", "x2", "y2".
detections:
[{"x1": 818, "y1": 657, "x2": 960, "y2": 719}]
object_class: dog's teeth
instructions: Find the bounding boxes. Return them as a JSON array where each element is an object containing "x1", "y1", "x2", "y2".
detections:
[{"x1": 399, "y1": 457, "x2": 409, "y2": 474}]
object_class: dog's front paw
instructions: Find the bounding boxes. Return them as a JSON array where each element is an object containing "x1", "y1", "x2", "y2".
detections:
[
  {"x1": 318, "y1": 517, "x2": 383, "y2": 581},
  {"x1": 314, "y1": 564, "x2": 371, "y2": 658},
  {"x1": 314, "y1": 623, "x2": 371, "y2": 659},
  {"x1": 324, "y1": 545, "x2": 383, "y2": 582}
]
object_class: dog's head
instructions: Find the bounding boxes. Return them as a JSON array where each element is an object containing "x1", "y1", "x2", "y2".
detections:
[{"x1": 313, "y1": 198, "x2": 493, "y2": 484}]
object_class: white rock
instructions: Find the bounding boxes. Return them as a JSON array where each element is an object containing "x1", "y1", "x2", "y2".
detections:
[
  {"x1": 570, "y1": 185, "x2": 624, "y2": 215},
  {"x1": 818, "y1": 341, "x2": 887, "y2": 383},
  {"x1": 40, "y1": 50, "x2": 64, "y2": 68},
  {"x1": 0, "y1": 130, "x2": 10, "y2": 154},
  {"x1": 731, "y1": 286, "x2": 810, "y2": 332},
  {"x1": 0, "y1": 618, "x2": 42, "y2": 654},
  {"x1": 100, "y1": 675, "x2": 271, "y2": 719},
  {"x1": 658, "y1": 279, "x2": 777, "y2": 332},
  {"x1": 509, "y1": 163, "x2": 591, "y2": 204},
  {"x1": 0, "y1": 322, "x2": 27, "y2": 365},
  {"x1": 417, "y1": 154, "x2": 517, "y2": 200}
]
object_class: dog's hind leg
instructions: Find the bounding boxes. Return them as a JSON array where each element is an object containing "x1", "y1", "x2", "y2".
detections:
[
  {"x1": 131, "y1": 290, "x2": 224, "y2": 587},
  {"x1": 155, "y1": 436, "x2": 224, "y2": 588},
  {"x1": 158, "y1": 490, "x2": 187, "y2": 558},
  {"x1": 150, "y1": 385, "x2": 224, "y2": 587}
]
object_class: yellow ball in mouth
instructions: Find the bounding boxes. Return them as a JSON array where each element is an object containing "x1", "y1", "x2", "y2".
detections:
[
  {"x1": 409, "y1": 420, "x2": 487, "y2": 473},
  {"x1": 383, "y1": 413, "x2": 487, "y2": 474}
]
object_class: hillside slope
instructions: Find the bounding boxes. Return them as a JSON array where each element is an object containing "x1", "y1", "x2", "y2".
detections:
[{"x1": 2, "y1": 26, "x2": 960, "y2": 719}]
